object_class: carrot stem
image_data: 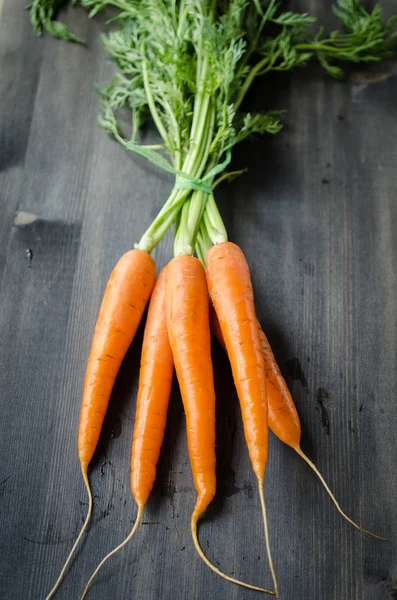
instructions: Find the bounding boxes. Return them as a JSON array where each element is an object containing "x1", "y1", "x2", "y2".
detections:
[
  {"x1": 174, "y1": 193, "x2": 207, "y2": 256},
  {"x1": 203, "y1": 194, "x2": 228, "y2": 245},
  {"x1": 79, "y1": 505, "x2": 144, "y2": 600},
  {"x1": 258, "y1": 477, "x2": 279, "y2": 599},
  {"x1": 190, "y1": 512, "x2": 275, "y2": 595},
  {"x1": 294, "y1": 446, "x2": 386, "y2": 541},
  {"x1": 45, "y1": 467, "x2": 93, "y2": 600}
]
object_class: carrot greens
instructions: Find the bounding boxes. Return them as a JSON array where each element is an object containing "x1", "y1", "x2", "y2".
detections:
[
  {"x1": 29, "y1": 0, "x2": 84, "y2": 42},
  {"x1": 29, "y1": 0, "x2": 397, "y2": 254}
]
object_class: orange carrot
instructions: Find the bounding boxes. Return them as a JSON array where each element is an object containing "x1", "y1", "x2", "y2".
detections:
[
  {"x1": 80, "y1": 267, "x2": 173, "y2": 599},
  {"x1": 206, "y1": 241, "x2": 278, "y2": 598},
  {"x1": 209, "y1": 303, "x2": 299, "y2": 447},
  {"x1": 78, "y1": 249, "x2": 156, "y2": 469},
  {"x1": 131, "y1": 267, "x2": 174, "y2": 508},
  {"x1": 257, "y1": 324, "x2": 384, "y2": 540},
  {"x1": 46, "y1": 249, "x2": 156, "y2": 600},
  {"x1": 165, "y1": 256, "x2": 216, "y2": 518},
  {"x1": 257, "y1": 325, "x2": 304, "y2": 448},
  {"x1": 166, "y1": 255, "x2": 273, "y2": 594},
  {"x1": 210, "y1": 290, "x2": 384, "y2": 541}
]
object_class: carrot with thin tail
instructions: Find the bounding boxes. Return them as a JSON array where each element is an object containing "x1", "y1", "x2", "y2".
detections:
[
  {"x1": 209, "y1": 282, "x2": 384, "y2": 541},
  {"x1": 79, "y1": 267, "x2": 173, "y2": 599},
  {"x1": 81, "y1": 253, "x2": 273, "y2": 598},
  {"x1": 165, "y1": 250, "x2": 273, "y2": 594},
  {"x1": 166, "y1": 256, "x2": 216, "y2": 520},
  {"x1": 257, "y1": 324, "x2": 385, "y2": 541},
  {"x1": 46, "y1": 249, "x2": 156, "y2": 600},
  {"x1": 206, "y1": 241, "x2": 279, "y2": 599}
]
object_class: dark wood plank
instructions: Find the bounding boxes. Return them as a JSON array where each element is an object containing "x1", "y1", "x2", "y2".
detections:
[{"x1": 1, "y1": 2, "x2": 396, "y2": 599}]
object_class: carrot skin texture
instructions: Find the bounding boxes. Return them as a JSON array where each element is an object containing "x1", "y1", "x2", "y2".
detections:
[
  {"x1": 166, "y1": 256, "x2": 216, "y2": 518},
  {"x1": 209, "y1": 254, "x2": 382, "y2": 548},
  {"x1": 258, "y1": 325, "x2": 301, "y2": 448},
  {"x1": 206, "y1": 242, "x2": 268, "y2": 480},
  {"x1": 79, "y1": 269, "x2": 172, "y2": 600},
  {"x1": 131, "y1": 267, "x2": 174, "y2": 507},
  {"x1": 78, "y1": 249, "x2": 156, "y2": 470},
  {"x1": 210, "y1": 302, "x2": 301, "y2": 449}
]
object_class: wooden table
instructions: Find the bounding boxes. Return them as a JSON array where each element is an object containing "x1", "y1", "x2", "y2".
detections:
[{"x1": 1, "y1": 2, "x2": 396, "y2": 599}]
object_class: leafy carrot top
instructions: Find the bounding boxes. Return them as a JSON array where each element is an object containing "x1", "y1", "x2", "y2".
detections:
[
  {"x1": 30, "y1": 1, "x2": 397, "y2": 155},
  {"x1": 29, "y1": 0, "x2": 397, "y2": 254}
]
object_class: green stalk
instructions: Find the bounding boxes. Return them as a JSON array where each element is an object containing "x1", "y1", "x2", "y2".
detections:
[
  {"x1": 141, "y1": 46, "x2": 172, "y2": 149},
  {"x1": 191, "y1": 193, "x2": 229, "y2": 264},
  {"x1": 136, "y1": 97, "x2": 216, "y2": 253},
  {"x1": 182, "y1": 93, "x2": 212, "y2": 179},
  {"x1": 171, "y1": 101, "x2": 217, "y2": 256},
  {"x1": 109, "y1": 63, "x2": 218, "y2": 255},
  {"x1": 194, "y1": 100, "x2": 216, "y2": 178},
  {"x1": 174, "y1": 190, "x2": 207, "y2": 256},
  {"x1": 238, "y1": 0, "x2": 277, "y2": 72},
  {"x1": 212, "y1": 169, "x2": 247, "y2": 189},
  {"x1": 113, "y1": 127, "x2": 164, "y2": 153},
  {"x1": 195, "y1": 218, "x2": 213, "y2": 266},
  {"x1": 135, "y1": 11, "x2": 217, "y2": 254},
  {"x1": 234, "y1": 55, "x2": 271, "y2": 112},
  {"x1": 131, "y1": 107, "x2": 139, "y2": 144},
  {"x1": 174, "y1": 199, "x2": 192, "y2": 256},
  {"x1": 190, "y1": 52, "x2": 210, "y2": 145},
  {"x1": 203, "y1": 194, "x2": 228, "y2": 245},
  {"x1": 194, "y1": 195, "x2": 228, "y2": 265},
  {"x1": 295, "y1": 42, "x2": 358, "y2": 54},
  {"x1": 136, "y1": 188, "x2": 187, "y2": 253},
  {"x1": 157, "y1": 97, "x2": 182, "y2": 169},
  {"x1": 177, "y1": 0, "x2": 187, "y2": 37}
]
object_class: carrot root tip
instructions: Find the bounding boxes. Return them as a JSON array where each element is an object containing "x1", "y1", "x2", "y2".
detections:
[
  {"x1": 79, "y1": 505, "x2": 144, "y2": 600},
  {"x1": 294, "y1": 446, "x2": 386, "y2": 542},
  {"x1": 258, "y1": 478, "x2": 279, "y2": 599},
  {"x1": 45, "y1": 468, "x2": 93, "y2": 600},
  {"x1": 190, "y1": 512, "x2": 275, "y2": 595}
]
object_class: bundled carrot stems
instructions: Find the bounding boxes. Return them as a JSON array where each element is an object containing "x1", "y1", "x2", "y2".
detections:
[{"x1": 30, "y1": 0, "x2": 395, "y2": 598}]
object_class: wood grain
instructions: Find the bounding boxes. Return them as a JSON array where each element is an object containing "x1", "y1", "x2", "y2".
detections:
[{"x1": 0, "y1": 2, "x2": 396, "y2": 599}]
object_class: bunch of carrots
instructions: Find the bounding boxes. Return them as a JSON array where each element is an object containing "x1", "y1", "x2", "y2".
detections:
[
  {"x1": 29, "y1": 0, "x2": 397, "y2": 598},
  {"x1": 45, "y1": 239, "x2": 385, "y2": 600}
]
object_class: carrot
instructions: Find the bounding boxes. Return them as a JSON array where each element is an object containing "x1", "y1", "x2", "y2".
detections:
[
  {"x1": 258, "y1": 324, "x2": 385, "y2": 540},
  {"x1": 79, "y1": 266, "x2": 173, "y2": 599},
  {"x1": 166, "y1": 255, "x2": 273, "y2": 594},
  {"x1": 210, "y1": 291, "x2": 384, "y2": 541},
  {"x1": 206, "y1": 241, "x2": 279, "y2": 598},
  {"x1": 130, "y1": 268, "x2": 174, "y2": 508},
  {"x1": 166, "y1": 255, "x2": 216, "y2": 516},
  {"x1": 46, "y1": 249, "x2": 156, "y2": 600}
]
